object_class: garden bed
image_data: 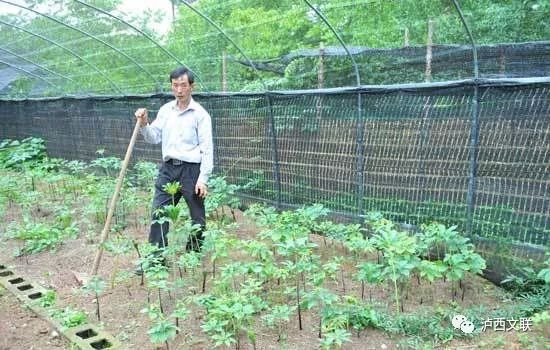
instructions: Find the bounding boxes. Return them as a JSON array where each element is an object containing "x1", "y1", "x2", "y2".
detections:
[{"x1": 0, "y1": 140, "x2": 548, "y2": 349}]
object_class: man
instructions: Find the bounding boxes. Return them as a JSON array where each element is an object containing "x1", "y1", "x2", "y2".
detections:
[{"x1": 135, "y1": 66, "x2": 213, "y2": 257}]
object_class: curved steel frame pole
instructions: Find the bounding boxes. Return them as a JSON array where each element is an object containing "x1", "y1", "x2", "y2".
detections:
[
  {"x1": 451, "y1": 0, "x2": 480, "y2": 235},
  {"x1": 178, "y1": 0, "x2": 283, "y2": 208},
  {"x1": 451, "y1": 0, "x2": 479, "y2": 79},
  {"x1": 0, "y1": 19, "x2": 122, "y2": 94},
  {"x1": 0, "y1": 47, "x2": 76, "y2": 84},
  {"x1": 302, "y1": 0, "x2": 365, "y2": 218},
  {"x1": 0, "y1": 59, "x2": 62, "y2": 92},
  {"x1": 0, "y1": 0, "x2": 163, "y2": 92},
  {"x1": 74, "y1": 0, "x2": 208, "y2": 92},
  {"x1": 177, "y1": 0, "x2": 267, "y2": 91},
  {"x1": 302, "y1": 0, "x2": 361, "y2": 87}
]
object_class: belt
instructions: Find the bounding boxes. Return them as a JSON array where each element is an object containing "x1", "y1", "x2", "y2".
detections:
[
  {"x1": 166, "y1": 158, "x2": 198, "y2": 166},
  {"x1": 166, "y1": 158, "x2": 186, "y2": 166}
]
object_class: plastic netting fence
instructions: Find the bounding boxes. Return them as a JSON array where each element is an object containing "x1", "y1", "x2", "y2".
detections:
[
  {"x1": 1, "y1": 79, "x2": 548, "y2": 282},
  {"x1": 237, "y1": 41, "x2": 550, "y2": 87}
]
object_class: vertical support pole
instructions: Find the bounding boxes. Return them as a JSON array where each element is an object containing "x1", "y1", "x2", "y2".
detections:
[
  {"x1": 404, "y1": 27, "x2": 410, "y2": 47},
  {"x1": 222, "y1": 50, "x2": 228, "y2": 92},
  {"x1": 499, "y1": 47, "x2": 506, "y2": 77},
  {"x1": 425, "y1": 19, "x2": 434, "y2": 82},
  {"x1": 451, "y1": 0, "x2": 480, "y2": 235},
  {"x1": 93, "y1": 99, "x2": 104, "y2": 155},
  {"x1": 417, "y1": 95, "x2": 431, "y2": 207},
  {"x1": 316, "y1": 42, "x2": 325, "y2": 115},
  {"x1": 171, "y1": 0, "x2": 176, "y2": 21},
  {"x1": 218, "y1": 50, "x2": 227, "y2": 175},
  {"x1": 355, "y1": 92, "x2": 365, "y2": 219},
  {"x1": 16, "y1": 100, "x2": 23, "y2": 140},
  {"x1": 317, "y1": 42, "x2": 325, "y2": 89},
  {"x1": 0, "y1": 100, "x2": 4, "y2": 139},
  {"x1": 266, "y1": 94, "x2": 282, "y2": 209},
  {"x1": 466, "y1": 85, "x2": 480, "y2": 235},
  {"x1": 316, "y1": 42, "x2": 324, "y2": 129}
]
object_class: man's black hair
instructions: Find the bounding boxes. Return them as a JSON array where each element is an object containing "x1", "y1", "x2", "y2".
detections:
[{"x1": 169, "y1": 66, "x2": 194, "y2": 84}]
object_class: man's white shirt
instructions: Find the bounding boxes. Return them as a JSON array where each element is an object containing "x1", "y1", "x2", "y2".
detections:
[{"x1": 140, "y1": 98, "x2": 213, "y2": 184}]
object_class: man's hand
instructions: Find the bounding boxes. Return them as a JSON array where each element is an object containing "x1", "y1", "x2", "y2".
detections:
[
  {"x1": 135, "y1": 108, "x2": 148, "y2": 127},
  {"x1": 195, "y1": 181, "x2": 208, "y2": 198}
]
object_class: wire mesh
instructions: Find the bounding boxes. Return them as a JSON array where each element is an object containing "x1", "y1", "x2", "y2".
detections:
[{"x1": 1, "y1": 81, "x2": 547, "y2": 271}]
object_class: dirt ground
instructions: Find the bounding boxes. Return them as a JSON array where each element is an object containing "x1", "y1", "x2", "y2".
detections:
[
  {"x1": 0, "y1": 207, "x2": 548, "y2": 350},
  {"x1": 0, "y1": 286, "x2": 69, "y2": 350}
]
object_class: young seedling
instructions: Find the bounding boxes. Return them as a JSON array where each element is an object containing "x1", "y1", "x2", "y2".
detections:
[
  {"x1": 142, "y1": 304, "x2": 178, "y2": 350},
  {"x1": 82, "y1": 275, "x2": 106, "y2": 321},
  {"x1": 103, "y1": 235, "x2": 132, "y2": 289},
  {"x1": 416, "y1": 259, "x2": 446, "y2": 303},
  {"x1": 356, "y1": 262, "x2": 383, "y2": 301},
  {"x1": 170, "y1": 299, "x2": 190, "y2": 332},
  {"x1": 320, "y1": 328, "x2": 351, "y2": 350},
  {"x1": 372, "y1": 227, "x2": 418, "y2": 313},
  {"x1": 302, "y1": 287, "x2": 338, "y2": 338},
  {"x1": 146, "y1": 263, "x2": 171, "y2": 314},
  {"x1": 163, "y1": 181, "x2": 181, "y2": 205},
  {"x1": 262, "y1": 304, "x2": 296, "y2": 344}
]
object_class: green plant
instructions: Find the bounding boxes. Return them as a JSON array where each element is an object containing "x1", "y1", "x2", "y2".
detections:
[
  {"x1": 501, "y1": 266, "x2": 542, "y2": 296},
  {"x1": 90, "y1": 149, "x2": 121, "y2": 177},
  {"x1": 103, "y1": 235, "x2": 133, "y2": 288},
  {"x1": 200, "y1": 285, "x2": 266, "y2": 349},
  {"x1": 170, "y1": 299, "x2": 190, "y2": 332},
  {"x1": 262, "y1": 304, "x2": 296, "y2": 343},
  {"x1": 142, "y1": 304, "x2": 179, "y2": 350},
  {"x1": 378, "y1": 310, "x2": 455, "y2": 344},
  {"x1": 320, "y1": 328, "x2": 351, "y2": 350},
  {"x1": 322, "y1": 296, "x2": 379, "y2": 338},
  {"x1": 536, "y1": 257, "x2": 550, "y2": 284},
  {"x1": 372, "y1": 228, "x2": 418, "y2": 313},
  {"x1": 356, "y1": 262, "x2": 383, "y2": 301},
  {"x1": 50, "y1": 307, "x2": 88, "y2": 329},
  {"x1": 244, "y1": 204, "x2": 279, "y2": 227},
  {"x1": 206, "y1": 175, "x2": 246, "y2": 220},
  {"x1": 81, "y1": 275, "x2": 106, "y2": 321},
  {"x1": 133, "y1": 161, "x2": 157, "y2": 190},
  {"x1": 8, "y1": 220, "x2": 79, "y2": 256},
  {"x1": 303, "y1": 287, "x2": 339, "y2": 338},
  {"x1": 37, "y1": 290, "x2": 56, "y2": 308},
  {"x1": 148, "y1": 320, "x2": 179, "y2": 349},
  {"x1": 145, "y1": 263, "x2": 171, "y2": 315},
  {"x1": 0, "y1": 138, "x2": 45, "y2": 169},
  {"x1": 531, "y1": 310, "x2": 550, "y2": 325}
]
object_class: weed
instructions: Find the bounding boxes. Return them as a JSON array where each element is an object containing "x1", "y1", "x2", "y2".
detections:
[
  {"x1": 8, "y1": 220, "x2": 78, "y2": 256},
  {"x1": 50, "y1": 306, "x2": 88, "y2": 329},
  {"x1": 37, "y1": 290, "x2": 56, "y2": 308}
]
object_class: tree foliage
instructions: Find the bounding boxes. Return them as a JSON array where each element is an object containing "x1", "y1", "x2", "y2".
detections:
[{"x1": 0, "y1": 0, "x2": 547, "y2": 96}]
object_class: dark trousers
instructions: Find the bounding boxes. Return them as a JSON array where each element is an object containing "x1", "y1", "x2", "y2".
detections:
[{"x1": 149, "y1": 160, "x2": 205, "y2": 250}]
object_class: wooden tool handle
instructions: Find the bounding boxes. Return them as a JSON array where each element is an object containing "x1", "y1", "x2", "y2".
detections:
[{"x1": 90, "y1": 120, "x2": 142, "y2": 276}]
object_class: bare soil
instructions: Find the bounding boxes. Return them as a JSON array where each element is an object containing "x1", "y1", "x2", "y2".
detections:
[
  {"x1": 0, "y1": 207, "x2": 548, "y2": 350},
  {"x1": 0, "y1": 286, "x2": 69, "y2": 350}
]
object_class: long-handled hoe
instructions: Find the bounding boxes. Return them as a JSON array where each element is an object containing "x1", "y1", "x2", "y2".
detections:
[{"x1": 73, "y1": 120, "x2": 141, "y2": 285}]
